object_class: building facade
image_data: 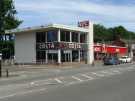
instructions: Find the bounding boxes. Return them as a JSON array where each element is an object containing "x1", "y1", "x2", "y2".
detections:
[{"x1": 8, "y1": 23, "x2": 94, "y2": 65}]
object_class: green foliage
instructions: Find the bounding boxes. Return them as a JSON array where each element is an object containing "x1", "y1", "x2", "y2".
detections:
[
  {"x1": 0, "y1": 0, "x2": 22, "y2": 59},
  {"x1": 94, "y1": 24, "x2": 135, "y2": 43},
  {"x1": 94, "y1": 24, "x2": 113, "y2": 42},
  {"x1": 0, "y1": 41, "x2": 14, "y2": 59},
  {"x1": 0, "y1": 0, "x2": 22, "y2": 33}
]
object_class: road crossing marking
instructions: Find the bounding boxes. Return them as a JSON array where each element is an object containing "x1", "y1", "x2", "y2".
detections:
[
  {"x1": 72, "y1": 76, "x2": 83, "y2": 82},
  {"x1": 54, "y1": 78, "x2": 63, "y2": 83},
  {"x1": 91, "y1": 72, "x2": 105, "y2": 77},
  {"x1": 111, "y1": 70, "x2": 121, "y2": 74},
  {"x1": 81, "y1": 74, "x2": 94, "y2": 80},
  {"x1": 100, "y1": 71, "x2": 115, "y2": 75},
  {"x1": 0, "y1": 88, "x2": 47, "y2": 100}
]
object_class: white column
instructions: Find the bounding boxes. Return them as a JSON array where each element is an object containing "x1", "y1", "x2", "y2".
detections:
[
  {"x1": 87, "y1": 22, "x2": 94, "y2": 64},
  {"x1": 78, "y1": 33, "x2": 81, "y2": 62},
  {"x1": 58, "y1": 29, "x2": 61, "y2": 64},
  {"x1": 70, "y1": 32, "x2": 72, "y2": 42},
  {"x1": 70, "y1": 51, "x2": 72, "y2": 63},
  {"x1": 78, "y1": 50, "x2": 80, "y2": 62},
  {"x1": 70, "y1": 32, "x2": 72, "y2": 63},
  {"x1": 46, "y1": 51, "x2": 48, "y2": 63}
]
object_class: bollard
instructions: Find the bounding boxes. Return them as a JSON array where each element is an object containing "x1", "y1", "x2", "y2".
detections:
[{"x1": 6, "y1": 69, "x2": 9, "y2": 77}]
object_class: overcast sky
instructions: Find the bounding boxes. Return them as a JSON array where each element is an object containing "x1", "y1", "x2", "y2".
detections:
[{"x1": 15, "y1": 0, "x2": 135, "y2": 31}]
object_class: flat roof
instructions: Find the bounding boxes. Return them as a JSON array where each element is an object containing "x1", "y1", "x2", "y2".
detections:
[{"x1": 6, "y1": 24, "x2": 89, "y2": 34}]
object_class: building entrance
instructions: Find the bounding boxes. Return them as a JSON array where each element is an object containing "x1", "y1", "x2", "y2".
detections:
[
  {"x1": 47, "y1": 50, "x2": 58, "y2": 64},
  {"x1": 61, "y1": 50, "x2": 71, "y2": 62}
]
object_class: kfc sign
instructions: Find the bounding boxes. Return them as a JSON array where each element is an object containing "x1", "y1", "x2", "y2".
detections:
[
  {"x1": 78, "y1": 20, "x2": 89, "y2": 28},
  {"x1": 94, "y1": 46, "x2": 102, "y2": 52}
]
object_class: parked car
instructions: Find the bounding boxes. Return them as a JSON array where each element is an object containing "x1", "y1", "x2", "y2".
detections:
[
  {"x1": 103, "y1": 57, "x2": 120, "y2": 65},
  {"x1": 119, "y1": 56, "x2": 132, "y2": 63}
]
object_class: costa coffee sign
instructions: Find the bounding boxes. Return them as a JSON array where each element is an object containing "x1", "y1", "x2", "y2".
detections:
[
  {"x1": 36, "y1": 42, "x2": 87, "y2": 50},
  {"x1": 78, "y1": 20, "x2": 89, "y2": 28},
  {"x1": 37, "y1": 43, "x2": 55, "y2": 49}
]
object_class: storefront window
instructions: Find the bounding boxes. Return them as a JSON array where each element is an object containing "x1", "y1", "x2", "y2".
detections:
[
  {"x1": 60, "y1": 31, "x2": 70, "y2": 42},
  {"x1": 47, "y1": 30, "x2": 58, "y2": 42},
  {"x1": 36, "y1": 32, "x2": 46, "y2": 42},
  {"x1": 72, "y1": 32, "x2": 78, "y2": 42},
  {"x1": 80, "y1": 33, "x2": 86, "y2": 43},
  {"x1": 36, "y1": 51, "x2": 46, "y2": 63},
  {"x1": 72, "y1": 50, "x2": 79, "y2": 62}
]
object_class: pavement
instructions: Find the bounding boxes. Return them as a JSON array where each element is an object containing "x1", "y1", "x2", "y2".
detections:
[{"x1": 0, "y1": 63, "x2": 135, "y2": 101}]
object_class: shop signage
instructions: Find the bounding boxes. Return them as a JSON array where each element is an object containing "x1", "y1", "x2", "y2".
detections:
[
  {"x1": 94, "y1": 46, "x2": 102, "y2": 52},
  {"x1": 78, "y1": 20, "x2": 89, "y2": 28},
  {"x1": 37, "y1": 42, "x2": 55, "y2": 49},
  {"x1": 94, "y1": 44, "x2": 127, "y2": 54},
  {"x1": 36, "y1": 42, "x2": 87, "y2": 50}
]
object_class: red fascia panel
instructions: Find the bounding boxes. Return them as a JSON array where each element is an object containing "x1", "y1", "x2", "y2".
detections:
[
  {"x1": 94, "y1": 44, "x2": 128, "y2": 54},
  {"x1": 105, "y1": 46, "x2": 127, "y2": 54}
]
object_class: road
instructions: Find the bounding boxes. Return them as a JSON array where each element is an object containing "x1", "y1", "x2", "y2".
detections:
[{"x1": 0, "y1": 63, "x2": 135, "y2": 101}]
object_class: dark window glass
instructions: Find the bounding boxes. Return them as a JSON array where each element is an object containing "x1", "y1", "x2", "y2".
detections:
[
  {"x1": 47, "y1": 30, "x2": 57, "y2": 42},
  {"x1": 80, "y1": 34, "x2": 86, "y2": 43},
  {"x1": 65, "y1": 31, "x2": 70, "y2": 42},
  {"x1": 72, "y1": 32, "x2": 78, "y2": 42},
  {"x1": 61, "y1": 31, "x2": 65, "y2": 41},
  {"x1": 60, "y1": 31, "x2": 70, "y2": 42},
  {"x1": 36, "y1": 32, "x2": 46, "y2": 42},
  {"x1": 36, "y1": 51, "x2": 46, "y2": 60}
]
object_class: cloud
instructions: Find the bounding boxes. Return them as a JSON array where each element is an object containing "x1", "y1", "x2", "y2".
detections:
[{"x1": 15, "y1": 0, "x2": 135, "y2": 31}]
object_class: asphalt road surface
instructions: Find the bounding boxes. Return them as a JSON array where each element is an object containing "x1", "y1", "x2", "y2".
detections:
[{"x1": 0, "y1": 64, "x2": 135, "y2": 101}]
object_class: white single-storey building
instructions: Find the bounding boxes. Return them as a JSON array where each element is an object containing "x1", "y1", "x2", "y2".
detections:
[{"x1": 7, "y1": 22, "x2": 94, "y2": 65}]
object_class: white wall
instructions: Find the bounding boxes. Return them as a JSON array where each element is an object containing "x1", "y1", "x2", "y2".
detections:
[{"x1": 15, "y1": 32, "x2": 36, "y2": 64}]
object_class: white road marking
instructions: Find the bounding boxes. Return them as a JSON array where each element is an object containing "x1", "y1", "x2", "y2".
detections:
[
  {"x1": 100, "y1": 71, "x2": 115, "y2": 75},
  {"x1": 128, "y1": 67, "x2": 135, "y2": 70},
  {"x1": 0, "y1": 88, "x2": 47, "y2": 100},
  {"x1": 111, "y1": 70, "x2": 121, "y2": 74},
  {"x1": 30, "y1": 82, "x2": 35, "y2": 85},
  {"x1": 91, "y1": 72, "x2": 105, "y2": 77},
  {"x1": 54, "y1": 78, "x2": 63, "y2": 83},
  {"x1": 81, "y1": 74, "x2": 94, "y2": 80},
  {"x1": 72, "y1": 76, "x2": 83, "y2": 82}
]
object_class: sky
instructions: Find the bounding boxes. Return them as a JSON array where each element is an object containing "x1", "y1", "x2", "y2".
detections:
[{"x1": 14, "y1": 0, "x2": 135, "y2": 32}]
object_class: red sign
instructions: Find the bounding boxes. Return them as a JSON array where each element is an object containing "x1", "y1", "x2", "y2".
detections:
[
  {"x1": 94, "y1": 44, "x2": 127, "y2": 55},
  {"x1": 105, "y1": 46, "x2": 127, "y2": 54},
  {"x1": 94, "y1": 46, "x2": 102, "y2": 52},
  {"x1": 78, "y1": 20, "x2": 89, "y2": 28}
]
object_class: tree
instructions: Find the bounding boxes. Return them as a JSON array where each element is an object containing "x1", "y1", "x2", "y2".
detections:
[
  {"x1": 94, "y1": 24, "x2": 135, "y2": 43},
  {"x1": 110, "y1": 26, "x2": 127, "y2": 40},
  {"x1": 94, "y1": 24, "x2": 113, "y2": 42},
  {"x1": 0, "y1": 0, "x2": 22, "y2": 36},
  {"x1": 0, "y1": 0, "x2": 22, "y2": 59}
]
